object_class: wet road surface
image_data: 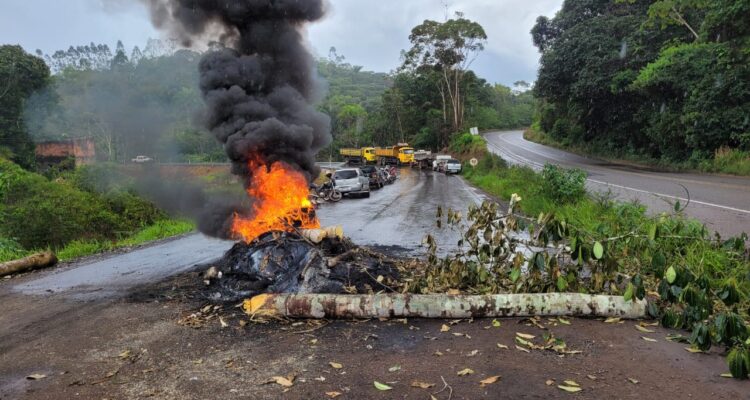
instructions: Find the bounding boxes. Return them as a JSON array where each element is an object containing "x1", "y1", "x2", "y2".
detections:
[
  {"x1": 13, "y1": 167, "x2": 486, "y2": 298},
  {"x1": 486, "y1": 130, "x2": 750, "y2": 238},
  {"x1": 317, "y1": 167, "x2": 488, "y2": 255}
]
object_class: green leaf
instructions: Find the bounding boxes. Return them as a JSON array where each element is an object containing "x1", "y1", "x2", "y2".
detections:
[
  {"x1": 557, "y1": 275, "x2": 568, "y2": 291},
  {"x1": 373, "y1": 381, "x2": 393, "y2": 391},
  {"x1": 648, "y1": 224, "x2": 657, "y2": 241},
  {"x1": 674, "y1": 200, "x2": 681, "y2": 212},
  {"x1": 510, "y1": 267, "x2": 521, "y2": 283},
  {"x1": 593, "y1": 241, "x2": 604, "y2": 260},
  {"x1": 492, "y1": 319, "x2": 501, "y2": 328},
  {"x1": 665, "y1": 266, "x2": 677, "y2": 284},
  {"x1": 623, "y1": 283, "x2": 634, "y2": 302}
]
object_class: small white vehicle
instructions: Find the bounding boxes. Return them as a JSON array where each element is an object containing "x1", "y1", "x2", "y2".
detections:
[
  {"x1": 433, "y1": 155, "x2": 452, "y2": 171},
  {"x1": 444, "y1": 159, "x2": 462, "y2": 174},
  {"x1": 333, "y1": 168, "x2": 370, "y2": 198},
  {"x1": 131, "y1": 155, "x2": 153, "y2": 163}
]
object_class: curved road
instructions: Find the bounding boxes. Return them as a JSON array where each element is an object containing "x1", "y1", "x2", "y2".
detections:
[{"x1": 485, "y1": 130, "x2": 750, "y2": 238}]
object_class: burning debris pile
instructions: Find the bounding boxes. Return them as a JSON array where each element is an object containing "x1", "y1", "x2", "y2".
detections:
[{"x1": 204, "y1": 230, "x2": 401, "y2": 303}]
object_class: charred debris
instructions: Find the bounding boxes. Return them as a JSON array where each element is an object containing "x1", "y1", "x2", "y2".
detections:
[{"x1": 202, "y1": 230, "x2": 405, "y2": 303}]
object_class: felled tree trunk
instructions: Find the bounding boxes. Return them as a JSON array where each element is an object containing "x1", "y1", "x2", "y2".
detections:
[
  {"x1": 0, "y1": 251, "x2": 57, "y2": 277},
  {"x1": 244, "y1": 293, "x2": 647, "y2": 319}
]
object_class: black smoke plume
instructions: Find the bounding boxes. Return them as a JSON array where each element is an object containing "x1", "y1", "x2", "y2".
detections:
[{"x1": 141, "y1": 0, "x2": 332, "y2": 237}]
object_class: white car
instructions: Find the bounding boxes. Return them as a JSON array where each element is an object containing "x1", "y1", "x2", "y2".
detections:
[
  {"x1": 445, "y1": 159, "x2": 462, "y2": 174},
  {"x1": 131, "y1": 155, "x2": 153, "y2": 163},
  {"x1": 333, "y1": 168, "x2": 370, "y2": 198}
]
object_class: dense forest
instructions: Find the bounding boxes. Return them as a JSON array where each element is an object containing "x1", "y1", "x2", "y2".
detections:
[{"x1": 532, "y1": 0, "x2": 750, "y2": 168}]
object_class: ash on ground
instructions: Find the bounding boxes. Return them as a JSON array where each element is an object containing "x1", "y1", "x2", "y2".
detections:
[{"x1": 203, "y1": 232, "x2": 401, "y2": 302}]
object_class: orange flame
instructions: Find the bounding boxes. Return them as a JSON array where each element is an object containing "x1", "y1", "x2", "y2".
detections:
[{"x1": 231, "y1": 160, "x2": 319, "y2": 242}]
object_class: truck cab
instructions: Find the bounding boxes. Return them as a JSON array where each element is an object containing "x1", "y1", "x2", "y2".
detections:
[
  {"x1": 362, "y1": 147, "x2": 377, "y2": 163},
  {"x1": 398, "y1": 147, "x2": 415, "y2": 164}
]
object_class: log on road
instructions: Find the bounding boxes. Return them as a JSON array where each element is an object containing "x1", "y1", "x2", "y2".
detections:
[
  {"x1": 0, "y1": 251, "x2": 57, "y2": 277},
  {"x1": 244, "y1": 293, "x2": 647, "y2": 319}
]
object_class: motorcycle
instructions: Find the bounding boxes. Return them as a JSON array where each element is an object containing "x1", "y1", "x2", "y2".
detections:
[{"x1": 309, "y1": 180, "x2": 342, "y2": 203}]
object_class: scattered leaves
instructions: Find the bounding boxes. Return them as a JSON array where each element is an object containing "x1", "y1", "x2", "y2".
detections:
[
  {"x1": 684, "y1": 347, "x2": 703, "y2": 353},
  {"x1": 373, "y1": 381, "x2": 392, "y2": 391},
  {"x1": 411, "y1": 380, "x2": 435, "y2": 389},
  {"x1": 457, "y1": 368, "x2": 475, "y2": 376},
  {"x1": 604, "y1": 317, "x2": 621, "y2": 324},
  {"x1": 329, "y1": 362, "x2": 343, "y2": 369},
  {"x1": 515, "y1": 345, "x2": 530, "y2": 353},
  {"x1": 326, "y1": 391, "x2": 342, "y2": 398},
  {"x1": 388, "y1": 365, "x2": 401, "y2": 372},
  {"x1": 634, "y1": 325, "x2": 655, "y2": 333},
  {"x1": 516, "y1": 332, "x2": 535, "y2": 340},
  {"x1": 557, "y1": 385, "x2": 582, "y2": 393},
  {"x1": 479, "y1": 375, "x2": 501, "y2": 387},
  {"x1": 440, "y1": 324, "x2": 451, "y2": 332},
  {"x1": 492, "y1": 319, "x2": 502, "y2": 328},
  {"x1": 563, "y1": 380, "x2": 579, "y2": 387},
  {"x1": 496, "y1": 343, "x2": 509, "y2": 350},
  {"x1": 628, "y1": 378, "x2": 640, "y2": 384},
  {"x1": 641, "y1": 336, "x2": 657, "y2": 342},
  {"x1": 26, "y1": 374, "x2": 47, "y2": 380},
  {"x1": 545, "y1": 379, "x2": 555, "y2": 386},
  {"x1": 467, "y1": 350, "x2": 479, "y2": 357},
  {"x1": 270, "y1": 376, "x2": 294, "y2": 388}
]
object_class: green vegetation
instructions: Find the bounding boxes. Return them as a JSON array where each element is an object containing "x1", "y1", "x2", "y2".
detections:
[
  {"x1": 55, "y1": 219, "x2": 194, "y2": 262},
  {"x1": 0, "y1": 157, "x2": 194, "y2": 263},
  {"x1": 531, "y1": 0, "x2": 750, "y2": 175},
  {"x1": 0, "y1": 45, "x2": 50, "y2": 168},
  {"x1": 429, "y1": 140, "x2": 750, "y2": 378}
]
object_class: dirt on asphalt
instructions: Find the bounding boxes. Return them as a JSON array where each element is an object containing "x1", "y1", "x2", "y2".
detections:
[{"x1": 1, "y1": 266, "x2": 748, "y2": 400}]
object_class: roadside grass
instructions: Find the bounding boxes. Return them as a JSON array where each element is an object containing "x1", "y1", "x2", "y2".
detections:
[
  {"x1": 1, "y1": 219, "x2": 196, "y2": 264},
  {"x1": 524, "y1": 126, "x2": 750, "y2": 177},
  {"x1": 55, "y1": 219, "x2": 195, "y2": 262}
]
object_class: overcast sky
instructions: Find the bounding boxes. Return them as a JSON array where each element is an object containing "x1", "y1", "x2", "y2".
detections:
[{"x1": 0, "y1": 0, "x2": 563, "y2": 86}]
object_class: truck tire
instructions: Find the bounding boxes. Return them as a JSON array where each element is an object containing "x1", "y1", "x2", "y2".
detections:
[{"x1": 362, "y1": 191, "x2": 370, "y2": 198}]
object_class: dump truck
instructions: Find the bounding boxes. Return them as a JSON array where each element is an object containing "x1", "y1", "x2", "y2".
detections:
[
  {"x1": 375, "y1": 144, "x2": 415, "y2": 165},
  {"x1": 340, "y1": 147, "x2": 376, "y2": 164},
  {"x1": 412, "y1": 150, "x2": 434, "y2": 169}
]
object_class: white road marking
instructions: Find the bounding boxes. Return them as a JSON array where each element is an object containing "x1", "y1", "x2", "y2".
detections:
[{"x1": 486, "y1": 133, "x2": 750, "y2": 215}]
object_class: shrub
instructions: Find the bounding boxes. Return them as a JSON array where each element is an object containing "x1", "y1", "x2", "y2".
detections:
[
  {"x1": 0, "y1": 157, "x2": 164, "y2": 249},
  {"x1": 540, "y1": 163, "x2": 587, "y2": 203},
  {"x1": 450, "y1": 133, "x2": 486, "y2": 154}
]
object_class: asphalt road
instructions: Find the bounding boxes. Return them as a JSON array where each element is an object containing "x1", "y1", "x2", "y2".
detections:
[
  {"x1": 485, "y1": 130, "x2": 750, "y2": 238},
  {"x1": 12, "y1": 167, "x2": 487, "y2": 299}
]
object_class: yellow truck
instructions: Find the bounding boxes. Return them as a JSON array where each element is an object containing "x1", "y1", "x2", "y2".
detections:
[
  {"x1": 340, "y1": 147, "x2": 376, "y2": 164},
  {"x1": 375, "y1": 144, "x2": 415, "y2": 165}
]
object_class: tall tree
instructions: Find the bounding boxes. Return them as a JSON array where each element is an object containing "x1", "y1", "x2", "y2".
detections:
[
  {"x1": 0, "y1": 45, "x2": 50, "y2": 168},
  {"x1": 402, "y1": 12, "x2": 487, "y2": 146}
]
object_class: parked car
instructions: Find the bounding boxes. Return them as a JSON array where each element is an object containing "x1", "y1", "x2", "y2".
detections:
[
  {"x1": 444, "y1": 159, "x2": 462, "y2": 174},
  {"x1": 359, "y1": 165, "x2": 384, "y2": 189},
  {"x1": 432, "y1": 155, "x2": 452, "y2": 172},
  {"x1": 131, "y1": 155, "x2": 153, "y2": 163},
  {"x1": 332, "y1": 168, "x2": 370, "y2": 198}
]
